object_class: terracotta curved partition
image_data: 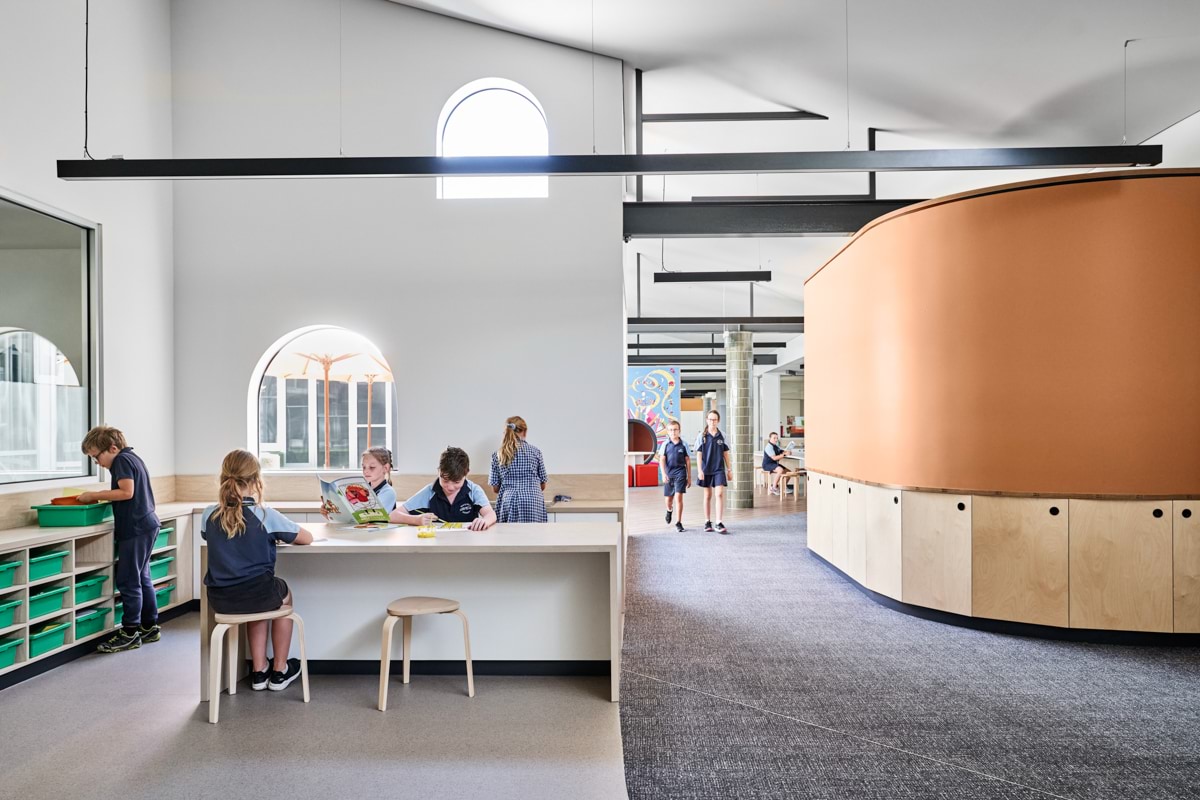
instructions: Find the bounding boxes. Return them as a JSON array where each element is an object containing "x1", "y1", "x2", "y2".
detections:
[
  {"x1": 805, "y1": 170, "x2": 1200, "y2": 497},
  {"x1": 804, "y1": 170, "x2": 1200, "y2": 635}
]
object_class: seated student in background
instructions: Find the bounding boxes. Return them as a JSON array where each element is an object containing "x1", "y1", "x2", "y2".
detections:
[
  {"x1": 390, "y1": 446, "x2": 497, "y2": 531},
  {"x1": 202, "y1": 450, "x2": 313, "y2": 692},
  {"x1": 762, "y1": 431, "x2": 789, "y2": 495},
  {"x1": 322, "y1": 447, "x2": 397, "y2": 517}
]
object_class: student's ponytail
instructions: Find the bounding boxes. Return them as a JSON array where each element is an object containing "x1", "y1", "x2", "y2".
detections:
[
  {"x1": 498, "y1": 416, "x2": 527, "y2": 467},
  {"x1": 216, "y1": 449, "x2": 263, "y2": 538}
]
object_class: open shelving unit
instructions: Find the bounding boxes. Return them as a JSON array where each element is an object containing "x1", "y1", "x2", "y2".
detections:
[{"x1": 0, "y1": 519, "x2": 191, "y2": 679}]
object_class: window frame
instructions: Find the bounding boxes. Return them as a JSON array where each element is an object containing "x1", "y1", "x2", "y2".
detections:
[{"x1": 0, "y1": 187, "x2": 100, "y2": 491}]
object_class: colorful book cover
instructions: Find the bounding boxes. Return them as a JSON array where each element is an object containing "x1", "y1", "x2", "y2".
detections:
[{"x1": 318, "y1": 476, "x2": 390, "y2": 525}]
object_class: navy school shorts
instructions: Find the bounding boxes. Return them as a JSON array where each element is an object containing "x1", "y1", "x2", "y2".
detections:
[
  {"x1": 697, "y1": 471, "x2": 728, "y2": 488},
  {"x1": 663, "y1": 475, "x2": 688, "y2": 496}
]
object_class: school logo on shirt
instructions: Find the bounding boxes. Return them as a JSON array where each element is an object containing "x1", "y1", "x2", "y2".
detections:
[{"x1": 459, "y1": 503, "x2": 472, "y2": 516}]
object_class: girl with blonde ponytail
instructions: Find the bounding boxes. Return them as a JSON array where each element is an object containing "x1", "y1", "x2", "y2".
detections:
[
  {"x1": 201, "y1": 450, "x2": 313, "y2": 691},
  {"x1": 488, "y1": 416, "x2": 548, "y2": 523}
]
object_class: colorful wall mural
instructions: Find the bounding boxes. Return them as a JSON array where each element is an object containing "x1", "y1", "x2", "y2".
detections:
[{"x1": 626, "y1": 366, "x2": 679, "y2": 448}]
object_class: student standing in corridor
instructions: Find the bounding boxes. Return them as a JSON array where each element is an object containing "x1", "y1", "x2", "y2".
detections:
[
  {"x1": 658, "y1": 419, "x2": 692, "y2": 532},
  {"x1": 694, "y1": 410, "x2": 733, "y2": 534}
]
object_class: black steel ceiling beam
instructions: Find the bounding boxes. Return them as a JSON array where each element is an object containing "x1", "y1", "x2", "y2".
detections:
[
  {"x1": 653, "y1": 270, "x2": 772, "y2": 282},
  {"x1": 629, "y1": 354, "x2": 778, "y2": 366},
  {"x1": 629, "y1": 316, "x2": 804, "y2": 334},
  {"x1": 58, "y1": 146, "x2": 1161, "y2": 180},
  {"x1": 625, "y1": 199, "x2": 919, "y2": 237},
  {"x1": 691, "y1": 194, "x2": 877, "y2": 203},
  {"x1": 642, "y1": 110, "x2": 828, "y2": 123},
  {"x1": 628, "y1": 341, "x2": 787, "y2": 350}
]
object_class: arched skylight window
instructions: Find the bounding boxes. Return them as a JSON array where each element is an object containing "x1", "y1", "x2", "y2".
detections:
[{"x1": 437, "y1": 78, "x2": 548, "y2": 199}]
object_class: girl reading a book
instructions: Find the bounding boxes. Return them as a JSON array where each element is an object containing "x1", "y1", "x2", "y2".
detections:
[{"x1": 362, "y1": 447, "x2": 397, "y2": 512}]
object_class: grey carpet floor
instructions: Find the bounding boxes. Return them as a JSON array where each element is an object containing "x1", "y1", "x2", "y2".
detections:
[{"x1": 619, "y1": 508, "x2": 1200, "y2": 800}]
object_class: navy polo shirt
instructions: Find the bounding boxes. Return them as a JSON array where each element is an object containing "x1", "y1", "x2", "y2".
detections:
[
  {"x1": 658, "y1": 439, "x2": 691, "y2": 478},
  {"x1": 694, "y1": 429, "x2": 730, "y2": 475},
  {"x1": 201, "y1": 500, "x2": 301, "y2": 588},
  {"x1": 109, "y1": 447, "x2": 159, "y2": 539}
]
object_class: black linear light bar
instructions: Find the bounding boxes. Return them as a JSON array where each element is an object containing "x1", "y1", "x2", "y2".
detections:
[
  {"x1": 625, "y1": 199, "x2": 917, "y2": 238},
  {"x1": 629, "y1": 354, "x2": 778, "y2": 366},
  {"x1": 628, "y1": 316, "x2": 804, "y2": 334},
  {"x1": 57, "y1": 146, "x2": 1161, "y2": 181},
  {"x1": 642, "y1": 110, "x2": 828, "y2": 123},
  {"x1": 628, "y1": 341, "x2": 787, "y2": 350},
  {"x1": 653, "y1": 270, "x2": 771, "y2": 283},
  {"x1": 692, "y1": 194, "x2": 877, "y2": 202}
]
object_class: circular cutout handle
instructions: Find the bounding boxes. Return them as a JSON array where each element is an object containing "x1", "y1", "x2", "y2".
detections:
[
  {"x1": 956, "y1": 502, "x2": 965, "y2": 511},
  {"x1": 1184, "y1": 508, "x2": 1193, "y2": 519},
  {"x1": 1049, "y1": 506, "x2": 1060, "y2": 516},
  {"x1": 893, "y1": 497, "x2": 899, "y2": 505},
  {"x1": 1153, "y1": 508, "x2": 1164, "y2": 518}
]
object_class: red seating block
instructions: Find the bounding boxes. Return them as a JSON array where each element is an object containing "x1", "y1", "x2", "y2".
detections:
[{"x1": 634, "y1": 463, "x2": 660, "y2": 487}]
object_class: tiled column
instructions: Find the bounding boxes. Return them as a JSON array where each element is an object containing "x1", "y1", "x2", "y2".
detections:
[{"x1": 725, "y1": 330, "x2": 754, "y2": 508}]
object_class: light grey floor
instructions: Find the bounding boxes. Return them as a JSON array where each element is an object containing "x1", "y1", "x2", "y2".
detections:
[{"x1": 0, "y1": 614, "x2": 628, "y2": 800}]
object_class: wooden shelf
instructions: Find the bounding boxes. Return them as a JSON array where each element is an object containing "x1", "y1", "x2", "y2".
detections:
[
  {"x1": 74, "y1": 561, "x2": 111, "y2": 575},
  {"x1": 0, "y1": 582, "x2": 24, "y2": 597},
  {"x1": 28, "y1": 573, "x2": 71, "y2": 588},
  {"x1": 151, "y1": 545, "x2": 177, "y2": 556},
  {"x1": 152, "y1": 573, "x2": 177, "y2": 586},
  {"x1": 27, "y1": 607, "x2": 73, "y2": 626},
  {"x1": 74, "y1": 595, "x2": 113, "y2": 612},
  {"x1": 0, "y1": 620, "x2": 26, "y2": 638}
]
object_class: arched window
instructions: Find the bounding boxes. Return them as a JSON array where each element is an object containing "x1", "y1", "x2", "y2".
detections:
[
  {"x1": 249, "y1": 326, "x2": 395, "y2": 471},
  {"x1": 437, "y1": 78, "x2": 548, "y2": 199},
  {"x1": 0, "y1": 328, "x2": 85, "y2": 482}
]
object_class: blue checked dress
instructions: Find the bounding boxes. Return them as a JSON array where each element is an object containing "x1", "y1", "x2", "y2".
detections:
[{"x1": 488, "y1": 441, "x2": 549, "y2": 523}]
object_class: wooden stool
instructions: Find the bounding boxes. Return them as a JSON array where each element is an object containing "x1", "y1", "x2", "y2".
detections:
[
  {"x1": 780, "y1": 470, "x2": 807, "y2": 501},
  {"x1": 754, "y1": 469, "x2": 767, "y2": 492},
  {"x1": 378, "y1": 596, "x2": 474, "y2": 711},
  {"x1": 208, "y1": 606, "x2": 309, "y2": 724}
]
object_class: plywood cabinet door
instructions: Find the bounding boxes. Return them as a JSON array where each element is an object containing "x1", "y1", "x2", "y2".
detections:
[
  {"x1": 829, "y1": 477, "x2": 849, "y2": 572},
  {"x1": 971, "y1": 496, "x2": 1068, "y2": 627},
  {"x1": 1174, "y1": 500, "x2": 1200, "y2": 633},
  {"x1": 902, "y1": 492, "x2": 972, "y2": 616},
  {"x1": 1068, "y1": 500, "x2": 1172, "y2": 632},
  {"x1": 864, "y1": 484, "x2": 903, "y2": 600},
  {"x1": 844, "y1": 481, "x2": 868, "y2": 584},
  {"x1": 806, "y1": 473, "x2": 831, "y2": 560}
]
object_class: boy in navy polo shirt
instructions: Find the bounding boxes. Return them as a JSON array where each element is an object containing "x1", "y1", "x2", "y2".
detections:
[
  {"x1": 78, "y1": 426, "x2": 161, "y2": 653},
  {"x1": 391, "y1": 446, "x2": 498, "y2": 531},
  {"x1": 694, "y1": 410, "x2": 733, "y2": 534},
  {"x1": 657, "y1": 419, "x2": 692, "y2": 532}
]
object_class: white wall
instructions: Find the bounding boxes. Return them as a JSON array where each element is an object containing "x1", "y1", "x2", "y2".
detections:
[
  {"x1": 170, "y1": 0, "x2": 625, "y2": 475},
  {"x1": 0, "y1": 250, "x2": 86, "y2": 370},
  {"x1": 0, "y1": 0, "x2": 175, "y2": 483}
]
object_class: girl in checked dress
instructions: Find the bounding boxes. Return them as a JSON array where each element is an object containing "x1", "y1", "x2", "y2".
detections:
[{"x1": 488, "y1": 416, "x2": 549, "y2": 523}]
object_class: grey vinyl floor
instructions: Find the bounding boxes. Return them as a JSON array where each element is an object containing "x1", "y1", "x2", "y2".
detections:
[
  {"x1": 619, "y1": 488, "x2": 1200, "y2": 800},
  {"x1": 0, "y1": 614, "x2": 627, "y2": 800}
]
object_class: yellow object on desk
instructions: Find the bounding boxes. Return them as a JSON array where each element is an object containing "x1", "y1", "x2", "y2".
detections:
[{"x1": 417, "y1": 526, "x2": 437, "y2": 538}]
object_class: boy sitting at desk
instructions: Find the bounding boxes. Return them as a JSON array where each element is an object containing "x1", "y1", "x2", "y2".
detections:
[{"x1": 390, "y1": 446, "x2": 498, "y2": 531}]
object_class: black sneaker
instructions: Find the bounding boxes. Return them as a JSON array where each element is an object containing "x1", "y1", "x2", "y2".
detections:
[
  {"x1": 716, "y1": 522, "x2": 729, "y2": 535},
  {"x1": 138, "y1": 624, "x2": 161, "y2": 643},
  {"x1": 665, "y1": 509, "x2": 672, "y2": 524},
  {"x1": 675, "y1": 522, "x2": 684, "y2": 533},
  {"x1": 97, "y1": 628, "x2": 141, "y2": 653},
  {"x1": 704, "y1": 520, "x2": 714, "y2": 533},
  {"x1": 268, "y1": 658, "x2": 303, "y2": 691},
  {"x1": 250, "y1": 661, "x2": 272, "y2": 691}
]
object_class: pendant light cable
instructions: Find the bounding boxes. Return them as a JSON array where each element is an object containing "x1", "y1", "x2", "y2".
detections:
[{"x1": 83, "y1": 0, "x2": 94, "y2": 159}]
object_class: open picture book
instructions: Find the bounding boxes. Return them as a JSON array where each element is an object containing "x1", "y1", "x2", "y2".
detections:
[{"x1": 318, "y1": 476, "x2": 391, "y2": 525}]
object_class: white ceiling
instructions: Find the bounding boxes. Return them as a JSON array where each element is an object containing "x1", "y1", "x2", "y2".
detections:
[{"x1": 393, "y1": 0, "x2": 1200, "y2": 365}]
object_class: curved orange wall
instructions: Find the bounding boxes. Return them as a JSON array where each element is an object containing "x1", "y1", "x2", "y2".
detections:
[{"x1": 805, "y1": 171, "x2": 1200, "y2": 496}]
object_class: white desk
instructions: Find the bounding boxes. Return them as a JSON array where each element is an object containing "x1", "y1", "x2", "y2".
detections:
[{"x1": 199, "y1": 521, "x2": 622, "y2": 702}]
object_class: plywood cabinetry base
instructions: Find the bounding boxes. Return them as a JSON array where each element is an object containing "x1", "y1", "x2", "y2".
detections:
[
  {"x1": 863, "y1": 484, "x2": 902, "y2": 600},
  {"x1": 1174, "y1": 500, "x2": 1200, "y2": 633}
]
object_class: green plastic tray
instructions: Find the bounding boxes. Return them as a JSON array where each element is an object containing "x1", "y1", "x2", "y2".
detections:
[
  {"x1": 0, "y1": 560, "x2": 18, "y2": 589},
  {"x1": 28, "y1": 621, "x2": 69, "y2": 657},
  {"x1": 148, "y1": 556, "x2": 175, "y2": 581},
  {"x1": 113, "y1": 601, "x2": 123, "y2": 625},
  {"x1": 0, "y1": 597, "x2": 21, "y2": 629},
  {"x1": 74, "y1": 574, "x2": 109, "y2": 603},
  {"x1": 28, "y1": 586, "x2": 69, "y2": 619},
  {"x1": 28, "y1": 550, "x2": 69, "y2": 581},
  {"x1": 30, "y1": 503, "x2": 112, "y2": 527},
  {"x1": 0, "y1": 637, "x2": 19, "y2": 669},
  {"x1": 154, "y1": 528, "x2": 172, "y2": 550},
  {"x1": 75, "y1": 607, "x2": 112, "y2": 639},
  {"x1": 155, "y1": 584, "x2": 175, "y2": 607}
]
